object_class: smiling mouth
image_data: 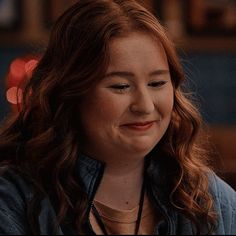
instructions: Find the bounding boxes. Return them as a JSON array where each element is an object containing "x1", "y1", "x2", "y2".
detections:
[{"x1": 121, "y1": 121, "x2": 156, "y2": 131}]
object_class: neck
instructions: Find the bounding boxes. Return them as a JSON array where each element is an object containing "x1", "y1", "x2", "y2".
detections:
[{"x1": 94, "y1": 158, "x2": 145, "y2": 210}]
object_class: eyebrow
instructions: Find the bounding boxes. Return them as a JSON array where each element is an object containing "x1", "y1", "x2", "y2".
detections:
[{"x1": 104, "y1": 70, "x2": 170, "y2": 79}]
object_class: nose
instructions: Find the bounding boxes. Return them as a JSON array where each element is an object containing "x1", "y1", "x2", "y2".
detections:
[{"x1": 130, "y1": 88, "x2": 155, "y2": 115}]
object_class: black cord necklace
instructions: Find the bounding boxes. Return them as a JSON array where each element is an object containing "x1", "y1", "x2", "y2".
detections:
[{"x1": 91, "y1": 180, "x2": 146, "y2": 235}]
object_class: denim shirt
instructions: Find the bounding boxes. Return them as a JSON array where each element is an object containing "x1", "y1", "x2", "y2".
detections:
[{"x1": 0, "y1": 154, "x2": 235, "y2": 235}]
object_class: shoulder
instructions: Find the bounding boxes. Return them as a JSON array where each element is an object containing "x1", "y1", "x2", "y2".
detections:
[
  {"x1": 0, "y1": 166, "x2": 32, "y2": 234},
  {"x1": 0, "y1": 166, "x2": 63, "y2": 235},
  {"x1": 0, "y1": 166, "x2": 33, "y2": 208},
  {"x1": 0, "y1": 166, "x2": 33, "y2": 196},
  {"x1": 208, "y1": 172, "x2": 236, "y2": 234},
  {"x1": 208, "y1": 172, "x2": 236, "y2": 208}
]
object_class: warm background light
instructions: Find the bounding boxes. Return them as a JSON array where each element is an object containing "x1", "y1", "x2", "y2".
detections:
[
  {"x1": 4, "y1": 56, "x2": 39, "y2": 112},
  {"x1": 9, "y1": 58, "x2": 26, "y2": 85},
  {"x1": 6, "y1": 86, "x2": 23, "y2": 104}
]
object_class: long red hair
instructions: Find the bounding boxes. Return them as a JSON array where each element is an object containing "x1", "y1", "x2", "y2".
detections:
[{"x1": 0, "y1": 0, "x2": 217, "y2": 234}]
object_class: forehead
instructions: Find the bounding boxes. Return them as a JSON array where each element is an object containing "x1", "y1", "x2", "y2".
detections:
[{"x1": 107, "y1": 32, "x2": 169, "y2": 71}]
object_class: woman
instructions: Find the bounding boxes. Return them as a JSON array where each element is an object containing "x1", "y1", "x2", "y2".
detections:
[{"x1": 0, "y1": 0, "x2": 235, "y2": 235}]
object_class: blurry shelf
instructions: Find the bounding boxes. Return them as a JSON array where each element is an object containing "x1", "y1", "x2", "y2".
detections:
[
  {"x1": 0, "y1": 32, "x2": 49, "y2": 48},
  {"x1": 177, "y1": 36, "x2": 236, "y2": 52},
  {"x1": 1, "y1": 0, "x2": 236, "y2": 52},
  {"x1": 1, "y1": 33, "x2": 236, "y2": 53}
]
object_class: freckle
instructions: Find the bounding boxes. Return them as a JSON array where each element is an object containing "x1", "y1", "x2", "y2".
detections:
[{"x1": 126, "y1": 201, "x2": 129, "y2": 205}]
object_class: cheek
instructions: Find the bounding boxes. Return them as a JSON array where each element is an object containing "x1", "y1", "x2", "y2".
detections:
[
  {"x1": 80, "y1": 92, "x2": 126, "y2": 127},
  {"x1": 157, "y1": 87, "x2": 174, "y2": 116},
  {"x1": 96, "y1": 99, "x2": 120, "y2": 122}
]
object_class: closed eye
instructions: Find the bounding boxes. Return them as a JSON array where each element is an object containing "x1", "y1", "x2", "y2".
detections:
[
  {"x1": 108, "y1": 84, "x2": 131, "y2": 93},
  {"x1": 109, "y1": 84, "x2": 130, "y2": 90},
  {"x1": 148, "y1": 81, "x2": 167, "y2": 88}
]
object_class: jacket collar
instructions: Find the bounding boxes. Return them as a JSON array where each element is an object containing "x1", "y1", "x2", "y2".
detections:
[
  {"x1": 76, "y1": 153, "x2": 105, "y2": 201},
  {"x1": 75, "y1": 152, "x2": 177, "y2": 234},
  {"x1": 76, "y1": 152, "x2": 172, "y2": 204}
]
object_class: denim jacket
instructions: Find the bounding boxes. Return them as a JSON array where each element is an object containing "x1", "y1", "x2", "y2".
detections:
[{"x1": 0, "y1": 154, "x2": 235, "y2": 235}]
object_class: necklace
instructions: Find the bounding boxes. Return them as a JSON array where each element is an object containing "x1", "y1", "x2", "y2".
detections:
[{"x1": 91, "y1": 180, "x2": 146, "y2": 235}]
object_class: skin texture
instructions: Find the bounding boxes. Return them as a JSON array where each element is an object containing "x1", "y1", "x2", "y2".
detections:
[{"x1": 78, "y1": 32, "x2": 174, "y2": 209}]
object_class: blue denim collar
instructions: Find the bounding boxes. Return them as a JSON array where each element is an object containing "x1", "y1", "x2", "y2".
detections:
[
  {"x1": 76, "y1": 153, "x2": 178, "y2": 234},
  {"x1": 76, "y1": 153, "x2": 105, "y2": 200}
]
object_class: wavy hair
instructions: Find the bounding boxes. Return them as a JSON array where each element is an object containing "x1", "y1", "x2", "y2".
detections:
[{"x1": 0, "y1": 0, "x2": 217, "y2": 234}]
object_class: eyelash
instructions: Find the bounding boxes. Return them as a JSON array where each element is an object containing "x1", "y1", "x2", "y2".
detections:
[
  {"x1": 109, "y1": 84, "x2": 130, "y2": 90},
  {"x1": 148, "y1": 81, "x2": 167, "y2": 87},
  {"x1": 109, "y1": 81, "x2": 167, "y2": 92}
]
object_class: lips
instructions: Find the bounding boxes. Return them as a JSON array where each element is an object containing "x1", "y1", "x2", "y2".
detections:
[{"x1": 121, "y1": 121, "x2": 155, "y2": 131}]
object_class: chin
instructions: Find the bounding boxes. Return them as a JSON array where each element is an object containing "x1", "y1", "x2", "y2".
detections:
[{"x1": 126, "y1": 140, "x2": 158, "y2": 156}]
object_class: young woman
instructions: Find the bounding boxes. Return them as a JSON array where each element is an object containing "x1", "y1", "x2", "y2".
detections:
[{"x1": 0, "y1": 0, "x2": 235, "y2": 235}]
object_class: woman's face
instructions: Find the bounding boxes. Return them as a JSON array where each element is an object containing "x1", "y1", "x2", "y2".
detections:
[{"x1": 78, "y1": 32, "x2": 174, "y2": 161}]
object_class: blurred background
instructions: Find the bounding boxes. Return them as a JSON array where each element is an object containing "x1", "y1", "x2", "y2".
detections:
[{"x1": 0, "y1": 0, "x2": 236, "y2": 189}]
